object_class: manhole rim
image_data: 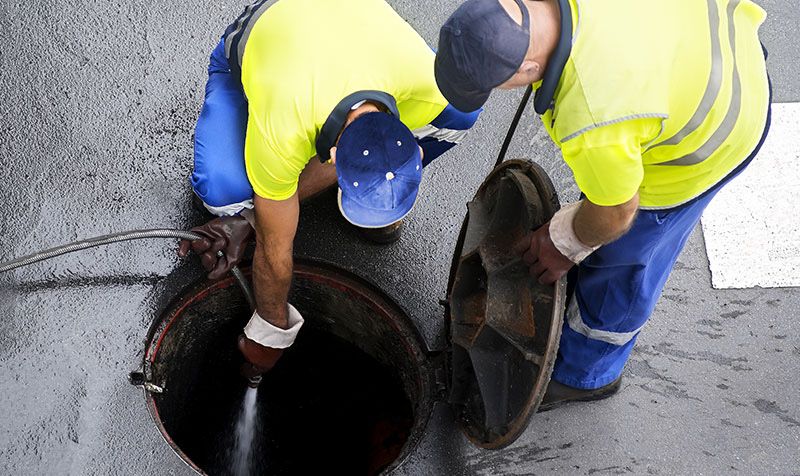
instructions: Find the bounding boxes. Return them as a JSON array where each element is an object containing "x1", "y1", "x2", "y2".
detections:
[{"x1": 140, "y1": 257, "x2": 436, "y2": 475}]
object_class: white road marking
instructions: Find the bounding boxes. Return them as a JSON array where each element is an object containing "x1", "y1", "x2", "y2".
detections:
[{"x1": 701, "y1": 102, "x2": 800, "y2": 289}]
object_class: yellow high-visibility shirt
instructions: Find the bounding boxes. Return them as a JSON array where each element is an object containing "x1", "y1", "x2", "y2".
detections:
[
  {"x1": 541, "y1": 0, "x2": 770, "y2": 208},
  {"x1": 237, "y1": 0, "x2": 447, "y2": 200},
  {"x1": 558, "y1": 119, "x2": 661, "y2": 207}
]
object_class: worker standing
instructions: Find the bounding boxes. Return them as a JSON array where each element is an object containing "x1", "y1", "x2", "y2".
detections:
[
  {"x1": 179, "y1": 0, "x2": 480, "y2": 379},
  {"x1": 434, "y1": 0, "x2": 770, "y2": 409}
]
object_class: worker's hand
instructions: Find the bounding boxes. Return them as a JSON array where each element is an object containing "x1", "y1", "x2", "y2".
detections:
[
  {"x1": 521, "y1": 222, "x2": 575, "y2": 285},
  {"x1": 178, "y1": 216, "x2": 254, "y2": 280},
  {"x1": 238, "y1": 304, "x2": 305, "y2": 379},
  {"x1": 238, "y1": 334, "x2": 284, "y2": 376}
]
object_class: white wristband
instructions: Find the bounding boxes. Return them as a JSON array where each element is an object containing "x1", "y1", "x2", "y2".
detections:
[
  {"x1": 243, "y1": 303, "x2": 304, "y2": 349},
  {"x1": 549, "y1": 201, "x2": 600, "y2": 264}
]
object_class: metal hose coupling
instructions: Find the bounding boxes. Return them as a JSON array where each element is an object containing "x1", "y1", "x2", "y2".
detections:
[{"x1": 246, "y1": 374, "x2": 263, "y2": 388}]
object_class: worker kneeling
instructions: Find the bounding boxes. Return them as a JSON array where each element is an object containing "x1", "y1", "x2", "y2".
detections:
[{"x1": 179, "y1": 0, "x2": 479, "y2": 378}]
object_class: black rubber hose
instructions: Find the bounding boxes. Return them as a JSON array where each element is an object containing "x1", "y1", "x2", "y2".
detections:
[
  {"x1": 230, "y1": 266, "x2": 257, "y2": 312},
  {"x1": 494, "y1": 84, "x2": 534, "y2": 169},
  {"x1": 0, "y1": 228, "x2": 256, "y2": 310}
]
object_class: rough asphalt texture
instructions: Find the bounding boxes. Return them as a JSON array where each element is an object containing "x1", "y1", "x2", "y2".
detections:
[{"x1": 1, "y1": 0, "x2": 798, "y2": 474}]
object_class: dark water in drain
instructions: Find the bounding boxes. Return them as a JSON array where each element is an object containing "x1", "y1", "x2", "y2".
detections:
[{"x1": 166, "y1": 327, "x2": 414, "y2": 475}]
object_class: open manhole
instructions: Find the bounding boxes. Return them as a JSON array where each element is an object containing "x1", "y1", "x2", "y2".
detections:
[
  {"x1": 138, "y1": 260, "x2": 431, "y2": 475},
  {"x1": 133, "y1": 160, "x2": 567, "y2": 474}
]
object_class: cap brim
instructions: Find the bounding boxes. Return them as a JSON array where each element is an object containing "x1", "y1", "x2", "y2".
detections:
[
  {"x1": 337, "y1": 186, "x2": 419, "y2": 229},
  {"x1": 434, "y1": 57, "x2": 491, "y2": 113}
]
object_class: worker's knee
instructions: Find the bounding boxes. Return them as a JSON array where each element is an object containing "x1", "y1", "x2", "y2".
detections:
[
  {"x1": 416, "y1": 104, "x2": 482, "y2": 167},
  {"x1": 192, "y1": 57, "x2": 251, "y2": 214},
  {"x1": 191, "y1": 163, "x2": 253, "y2": 210},
  {"x1": 433, "y1": 103, "x2": 481, "y2": 130},
  {"x1": 192, "y1": 109, "x2": 251, "y2": 212}
]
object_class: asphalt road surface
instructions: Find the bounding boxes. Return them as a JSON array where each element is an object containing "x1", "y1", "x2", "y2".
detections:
[{"x1": 1, "y1": 0, "x2": 798, "y2": 474}]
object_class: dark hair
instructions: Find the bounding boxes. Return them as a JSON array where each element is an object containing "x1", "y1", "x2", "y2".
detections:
[{"x1": 364, "y1": 100, "x2": 390, "y2": 113}]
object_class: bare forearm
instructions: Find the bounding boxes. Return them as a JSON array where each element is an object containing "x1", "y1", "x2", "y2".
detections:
[
  {"x1": 297, "y1": 156, "x2": 337, "y2": 202},
  {"x1": 573, "y1": 194, "x2": 639, "y2": 247},
  {"x1": 251, "y1": 192, "x2": 300, "y2": 329},
  {"x1": 252, "y1": 240, "x2": 292, "y2": 328}
]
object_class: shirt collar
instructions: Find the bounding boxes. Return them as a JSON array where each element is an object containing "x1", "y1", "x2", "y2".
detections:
[
  {"x1": 316, "y1": 91, "x2": 400, "y2": 162},
  {"x1": 533, "y1": 0, "x2": 573, "y2": 114}
]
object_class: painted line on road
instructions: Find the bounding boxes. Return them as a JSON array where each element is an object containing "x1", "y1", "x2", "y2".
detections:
[{"x1": 701, "y1": 102, "x2": 800, "y2": 289}]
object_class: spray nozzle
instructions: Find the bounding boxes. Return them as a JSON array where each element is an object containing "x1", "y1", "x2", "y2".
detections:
[{"x1": 246, "y1": 374, "x2": 262, "y2": 388}]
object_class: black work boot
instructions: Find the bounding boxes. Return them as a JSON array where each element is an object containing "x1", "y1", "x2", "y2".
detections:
[
  {"x1": 537, "y1": 376, "x2": 623, "y2": 412},
  {"x1": 358, "y1": 220, "x2": 405, "y2": 244}
]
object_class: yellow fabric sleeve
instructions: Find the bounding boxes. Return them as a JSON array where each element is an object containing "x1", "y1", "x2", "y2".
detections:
[
  {"x1": 560, "y1": 118, "x2": 663, "y2": 206},
  {"x1": 244, "y1": 114, "x2": 313, "y2": 201},
  {"x1": 239, "y1": 0, "x2": 447, "y2": 202}
]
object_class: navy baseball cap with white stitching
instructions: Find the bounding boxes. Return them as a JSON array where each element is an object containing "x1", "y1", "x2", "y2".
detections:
[
  {"x1": 435, "y1": 0, "x2": 531, "y2": 112},
  {"x1": 336, "y1": 112, "x2": 422, "y2": 228}
]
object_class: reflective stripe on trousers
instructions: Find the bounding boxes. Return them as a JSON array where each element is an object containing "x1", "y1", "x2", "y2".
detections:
[
  {"x1": 413, "y1": 104, "x2": 480, "y2": 167},
  {"x1": 553, "y1": 196, "x2": 722, "y2": 390},
  {"x1": 565, "y1": 297, "x2": 645, "y2": 346},
  {"x1": 552, "y1": 97, "x2": 771, "y2": 390}
]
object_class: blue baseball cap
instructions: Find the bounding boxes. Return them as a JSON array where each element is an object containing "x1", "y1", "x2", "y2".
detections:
[
  {"x1": 336, "y1": 112, "x2": 422, "y2": 228},
  {"x1": 435, "y1": 0, "x2": 530, "y2": 112}
]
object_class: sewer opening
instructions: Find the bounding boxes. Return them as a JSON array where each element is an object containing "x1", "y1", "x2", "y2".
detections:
[{"x1": 145, "y1": 262, "x2": 428, "y2": 475}]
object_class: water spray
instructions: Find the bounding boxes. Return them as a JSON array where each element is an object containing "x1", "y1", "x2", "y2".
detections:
[{"x1": 2, "y1": 228, "x2": 268, "y2": 474}]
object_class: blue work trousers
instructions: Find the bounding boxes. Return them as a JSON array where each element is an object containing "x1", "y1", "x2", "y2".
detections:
[
  {"x1": 191, "y1": 39, "x2": 479, "y2": 215},
  {"x1": 553, "y1": 102, "x2": 772, "y2": 389}
]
